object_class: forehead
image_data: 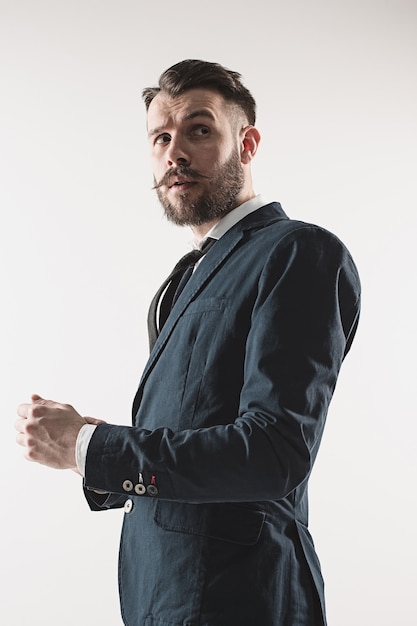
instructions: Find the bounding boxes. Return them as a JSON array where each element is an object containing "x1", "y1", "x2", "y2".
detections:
[{"x1": 147, "y1": 88, "x2": 232, "y2": 133}]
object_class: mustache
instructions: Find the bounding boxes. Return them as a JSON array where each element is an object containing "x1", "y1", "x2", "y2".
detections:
[{"x1": 152, "y1": 165, "x2": 210, "y2": 190}]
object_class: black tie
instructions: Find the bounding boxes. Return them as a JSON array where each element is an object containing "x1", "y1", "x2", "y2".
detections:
[{"x1": 147, "y1": 238, "x2": 216, "y2": 351}]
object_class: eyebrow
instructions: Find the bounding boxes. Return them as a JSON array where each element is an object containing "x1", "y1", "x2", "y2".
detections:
[
  {"x1": 148, "y1": 109, "x2": 216, "y2": 138},
  {"x1": 183, "y1": 109, "x2": 216, "y2": 122}
]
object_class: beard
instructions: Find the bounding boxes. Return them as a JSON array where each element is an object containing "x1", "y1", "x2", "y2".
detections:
[{"x1": 154, "y1": 149, "x2": 244, "y2": 227}]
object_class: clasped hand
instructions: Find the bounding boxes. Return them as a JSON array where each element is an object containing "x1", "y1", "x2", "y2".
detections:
[{"x1": 15, "y1": 394, "x2": 104, "y2": 473}]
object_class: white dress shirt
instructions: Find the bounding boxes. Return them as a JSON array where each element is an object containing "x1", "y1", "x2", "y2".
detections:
[{"x1": 76, "y1": 194, "x2": 269, "y2": 475}]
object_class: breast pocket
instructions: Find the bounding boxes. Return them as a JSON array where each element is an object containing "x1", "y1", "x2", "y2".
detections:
[
  {"x1": 181, "y1": 296, "x2": 228, "y2": 318},
  {"x1": 174, "y1": 298, "x2": 229, "y2": 427}
]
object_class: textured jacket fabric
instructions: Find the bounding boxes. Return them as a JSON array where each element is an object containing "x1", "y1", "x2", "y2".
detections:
[{"x1": 84, "y1": 203, "x2": 361, "y2": 626}]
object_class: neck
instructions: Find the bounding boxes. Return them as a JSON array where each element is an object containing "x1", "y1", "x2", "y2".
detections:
[
  {"x1": 191, "y1": 218, "x2": 222, "y2": 241},
  {"x1": 191, "y1": 186, "x2": 256, "y2": 241}
]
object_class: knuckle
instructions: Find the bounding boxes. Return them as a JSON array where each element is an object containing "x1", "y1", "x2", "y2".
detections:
[
  {"x1": 26, "y1": 448, "x2": 37, "y2": 462},
  {"x1": 26, "y1": 434, "x2": 35, "y2": 448},
  {"x1": 25, "y1": 421, "x2": 36, "y2": 435},
  {"x1": 30, "y1": 405, "x2": 43, "y2": 418}
]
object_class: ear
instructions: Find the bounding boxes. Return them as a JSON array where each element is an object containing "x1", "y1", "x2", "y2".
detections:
[{"x1": 240, "y1": 126, "x2": 261, "y2": 164}]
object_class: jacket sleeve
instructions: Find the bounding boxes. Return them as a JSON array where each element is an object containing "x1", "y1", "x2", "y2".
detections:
[{"x1": 83, "y1": 226, "x2": 360, "y2": 506}]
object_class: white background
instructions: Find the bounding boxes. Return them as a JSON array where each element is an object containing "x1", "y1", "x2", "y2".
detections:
[{"x1": 1, "y1": 1, "x2": 416, "y2": 624}]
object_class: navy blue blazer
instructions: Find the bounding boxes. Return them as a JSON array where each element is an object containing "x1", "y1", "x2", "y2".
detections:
[{"x1": 84, "y1": 203, "x2": 361, "y2": 626}]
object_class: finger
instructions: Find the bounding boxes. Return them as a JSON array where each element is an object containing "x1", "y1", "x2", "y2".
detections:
[
  {"x1": 16, "y1": 432, "x2": 26, "y2": 447},
  {"x1": 15, "y1": 417, "x2": 27, "y2": 432},
  {"x1": 30, "y1": 395, "x2": 58, "y2": 417},
  {"x1": 17, "y1": 403, "x2": 32, "y2": 419}
]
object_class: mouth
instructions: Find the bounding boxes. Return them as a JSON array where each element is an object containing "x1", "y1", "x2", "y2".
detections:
[
  {"x1": 168, "y1": 178, "x2": 197, "y2": 191},
  {"x1": 153, "y1": 167, "x2": 209, "y2": 192}
]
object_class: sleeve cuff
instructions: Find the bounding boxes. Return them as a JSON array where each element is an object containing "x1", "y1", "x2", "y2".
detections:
[{"x1": 76, "y1": 424, "x2": 97, "y2": 476}]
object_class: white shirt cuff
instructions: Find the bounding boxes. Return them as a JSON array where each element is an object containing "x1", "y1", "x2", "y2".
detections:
[{"x1": 76, "y1": 424, "x2": 97, "y2": 476}]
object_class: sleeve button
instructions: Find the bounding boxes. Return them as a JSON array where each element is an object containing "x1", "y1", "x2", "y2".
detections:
[
  {"x1": 124, "y1": 499, "x2": 133, "y2": 513},
  {"x1": 122, "y1": 480, "x2": 133, "y2": 492}
]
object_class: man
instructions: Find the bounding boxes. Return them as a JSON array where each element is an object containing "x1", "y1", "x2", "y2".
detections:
[{"x1": 16, "y1": 60, "x2": 361, "y2": 625}]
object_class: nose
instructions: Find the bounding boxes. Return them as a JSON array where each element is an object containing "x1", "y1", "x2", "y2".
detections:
[{"x1": 166, "y1": 136, "x2": 190, "y2": 168}]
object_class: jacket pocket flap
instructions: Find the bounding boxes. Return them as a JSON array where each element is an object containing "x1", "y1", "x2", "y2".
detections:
[{"x1": 155, "y1": 501, "x2": 265, "y2": 546}]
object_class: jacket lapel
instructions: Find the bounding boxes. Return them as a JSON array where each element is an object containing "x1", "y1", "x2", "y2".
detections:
[{"x1": 133, "y1": 203, "x2": 288, "y2": 407}]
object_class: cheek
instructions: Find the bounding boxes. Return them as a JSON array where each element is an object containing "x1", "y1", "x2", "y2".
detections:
[
  {"x1": 151, "y1": 155, "x2": 165, "y2": 179},
  {"x1": 198, "y1": 148, "x2": 224, "y2": 171}
]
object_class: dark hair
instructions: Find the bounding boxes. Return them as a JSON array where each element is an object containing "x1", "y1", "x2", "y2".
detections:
[{"x1": 142, "y1": 59, "x2": 256, "y2": 125}]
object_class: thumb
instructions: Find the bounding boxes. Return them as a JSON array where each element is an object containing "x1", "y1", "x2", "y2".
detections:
[{"x1": 31, "y1": 394, "x2": 45, "y2": 403}]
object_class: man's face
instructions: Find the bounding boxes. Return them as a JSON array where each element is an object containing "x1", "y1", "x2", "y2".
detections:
[{"x1": 147, "y1": 88, "x2": 245, "y2": 227}]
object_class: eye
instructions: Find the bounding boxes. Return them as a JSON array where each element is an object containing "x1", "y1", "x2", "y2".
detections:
[
  {"x1": 155, "y1": 133, "x2": 171, "y2": 145},
  {"x1": 191, "y1": 125, "x2": 210, "y2": 137}
]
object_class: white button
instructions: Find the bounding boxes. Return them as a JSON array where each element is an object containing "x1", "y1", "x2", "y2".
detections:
[
  {"x1": 123, "y1": 480, "x2": 133, "y2": 492},
  {"x1": 134, "y1": 483, "x2": 146, "y2": 495},
  {"x1": 124, "y1": 499, "x2": 133, "y2": 513}
]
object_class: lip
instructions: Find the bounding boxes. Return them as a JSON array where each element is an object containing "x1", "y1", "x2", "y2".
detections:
[
  {"x1": 168, "y1": 177, "x2": 195, "y2": 188},
  {"x1": 168, "y1": 178, "x2": 197, "y2": 191}
]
